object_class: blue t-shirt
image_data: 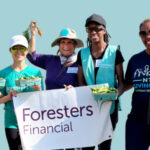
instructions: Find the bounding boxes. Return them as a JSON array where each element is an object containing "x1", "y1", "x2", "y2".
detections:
[
  {"x1": 0, "y1": 66, "x2": 44, "y2": 129},
  {"x1": 125, "y1": 50, "x2": 150, "y2": 121}
]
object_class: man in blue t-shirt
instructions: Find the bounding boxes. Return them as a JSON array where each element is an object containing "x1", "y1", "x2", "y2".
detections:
[{"x1": 125, "y1": 18, "x2": 150, "y2": 150}]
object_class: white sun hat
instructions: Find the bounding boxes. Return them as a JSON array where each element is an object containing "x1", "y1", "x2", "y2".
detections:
[
  {"x1": 51, "y1": 28, "x2": 84, "y2": 48},
  {"x1": 9, "y1": 35, "x2": 28, "y2": 49}
]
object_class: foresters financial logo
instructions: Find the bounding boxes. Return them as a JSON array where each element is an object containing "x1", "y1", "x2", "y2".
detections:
[{"x1": 22, "y1": 105, "x2": 93, "y2": 135}]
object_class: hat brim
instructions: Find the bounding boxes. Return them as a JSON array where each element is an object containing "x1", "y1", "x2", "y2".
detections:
[
  {"x1": 85, "y1": 20, "x2": 101, "y2": 27},
  {"x1": 10, "y1": 42, "x2": 28, "y2": 49},
  {"x1": 51, "y1": 37, "x2": 84, "y2": 48}
]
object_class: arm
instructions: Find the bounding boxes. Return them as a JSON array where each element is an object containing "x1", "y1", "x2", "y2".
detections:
[
  {"x1": 30, "y1": 85, "x2": 41, "y2": 91},
  {"x1": 27, "y1": 21, "x2": 46, "y2": 69},
  {"x1": 77, "y1": 50, "x2": 86, "y2": 86},
  {"x1": 77, "y1": 65, "x2": 86, "y2": 86},
  {"x1": 115, "y1": 63, "x2": 125, "y2": 97},
  {"x1": 30, "y1": 20, "x2": 37, "y2": 53},
  {"x1": 124, "y1": 84, "x2": 133, "y2": 91},
  {"x1": 124, "y1": 58, "x2": 133, "y2": 91},
  {"x1": 0, "y1": 92, "x2": 12, "y2": 104}
]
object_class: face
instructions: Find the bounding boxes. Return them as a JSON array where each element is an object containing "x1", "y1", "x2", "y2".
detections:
[
  {"x1": 59, "y1": 39, "x2": 76, "y2": 58},
  {"x1": 10, "y1": 45, "x2": 28, "y2": 62},
  {"x1": 86, "y1": 22, "x2": 106, "y2": 43},
  {"x1": 139, "y1": 21, "x2": 150, "y2": 50}
]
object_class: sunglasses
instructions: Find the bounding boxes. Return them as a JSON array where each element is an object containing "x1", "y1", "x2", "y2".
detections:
[
  {"x1": 11, "y1": 47, "x2": 27, "y2": 53},
  {"x1": 139, "y1": 30, "x2": 150, "y2": 36},
  {"x1": 86, "y1": 26, "x2": 104, "y2": 33}
]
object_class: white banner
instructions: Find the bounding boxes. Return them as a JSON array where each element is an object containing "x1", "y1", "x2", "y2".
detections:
[{"x1": 13, "y1": 85, "x2": 113, "y2": 150}]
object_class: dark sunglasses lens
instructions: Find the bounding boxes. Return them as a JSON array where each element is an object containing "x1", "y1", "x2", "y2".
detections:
[
  {"x1": 96, "y1": 28, "x2": 103, "y2": 32},
  {"x1": 86, "y1": 27, "x2": 104, "y2": 33},
  {"x1": 140, "y1": 31, "x2": 146, "y2": 36}
]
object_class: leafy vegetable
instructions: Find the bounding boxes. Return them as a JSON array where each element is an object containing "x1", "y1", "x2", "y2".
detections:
[
  {"x1": 23, "y1": 28, "x2": 30, "y2": 43},
  {"x1": 16, "y1": 76, "x2": 43, "y2": 80},
  {"x1": 91, "y1": 86, "x2": 117, "y2": 94},
  {"x1": 0, "y1": 77, "x2": 5, "y2": 80}
]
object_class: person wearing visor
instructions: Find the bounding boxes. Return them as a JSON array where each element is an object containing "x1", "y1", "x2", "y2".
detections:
[
  {"x1": 27, "y1": 21, "x2": 84, "y2": 91},
  {"x1": 125, "y1": 18, "x2": 150, "y2": 150},
  {"x1": 0, "y1": 35, "x2": 43, "y2": 150},
  {"x1": 77, "y1": 14, "x2": 124, "y2": 150}
]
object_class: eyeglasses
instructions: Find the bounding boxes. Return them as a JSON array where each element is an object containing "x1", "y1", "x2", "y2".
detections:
[
  {"x1": 139, "y1": 30, "x2": 150, "y2": 36},
  {"x1": 11, "y1": 47, "x2": 27, "y2": 53},
  {"x1": 86, "y1": 26, "x2": 104, "y2": 33}
]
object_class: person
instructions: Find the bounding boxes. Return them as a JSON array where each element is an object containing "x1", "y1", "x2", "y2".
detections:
[
  {"x1": 77, "y1": 14, "x2": 124, "y2": 150},
  {"x1": 0, "y1": 35, "x2": 43, "y2": 150},
  {"x1": 27, "y1": 21, "x2": 84, "y2": 148},
  {"x1": 125, "y1": 18, "x2": 150, "y2": 150},
  {"x1": 27, "y1": 21, "x2": 84, "y2": 90}
]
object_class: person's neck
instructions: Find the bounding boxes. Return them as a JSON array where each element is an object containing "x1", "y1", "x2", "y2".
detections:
[
  {"x1": 146, "y1": 49, "x2": 150, "y2": 55},
  {"x1": 61, "y1": 53, "x2": 74, "y2": 59},
  {"x1": 91, "y1": 41, "x2": 107, "y2": 53},
  {"x1": 11, "y1": 61, "x2": 27, "y2": 72}
]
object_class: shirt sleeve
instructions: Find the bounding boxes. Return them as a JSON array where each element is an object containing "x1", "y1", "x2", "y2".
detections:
[
  {"x1": 77, "y1": 50, "x2": 82, "y2": 66},
  {"x1": 115, "y1": 48, "x2": 124, "y2": 65},
  {"x1": 27, "y1": 51, "x2": 47, "y2": 69},
  {"x1": 0, "y1": 71, "x2": 6, "y2": 96}
]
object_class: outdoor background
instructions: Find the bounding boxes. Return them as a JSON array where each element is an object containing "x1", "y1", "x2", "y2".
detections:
[{"x1": 0, "y1": 0, "x2": 150, "y2": 149}]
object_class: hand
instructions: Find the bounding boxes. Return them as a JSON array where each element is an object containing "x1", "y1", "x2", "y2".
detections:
[
  {"x1": 65, "y1": 61, "x2": 73, "y2": 67},
  {"x1": 7, "y1": 91, "x2": 19, "y2": 101},
  {"x1": 31, "y1": 85, "x2": 41, "y2": 91},
  {"x1": 30, "y1": 20, "x2": 37, "y2": 36},
  {"x1": 6, "y1": 91, "x2": 12, "y2": 101},
  {"x1": 0, "y1": 92, "x2": 3, "y2": 98},
  {"x1": 11, "y1": 91, "x2": 19, "y2": 97},
  {"x1": 117, "y1": 84, "x2": 125, "y2": 97},
  {"x1": 64, "y1": 84, "x2": 73, "y2": 90}
]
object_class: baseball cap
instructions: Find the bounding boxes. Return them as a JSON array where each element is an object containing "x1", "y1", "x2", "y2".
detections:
[
  {"x1": 85, "y1": 14, "x2": 106, "y2": 27},
  {"x1": 9, "y1": 35, "x2": 28, "y2": 49}
]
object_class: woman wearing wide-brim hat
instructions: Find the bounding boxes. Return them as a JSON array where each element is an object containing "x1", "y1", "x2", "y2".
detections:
[
  {"x1": 27, "y1": 21, "x2": 84, "y2": 90},
  {"x1": 77, "y1": 14, "x2": 125, "y2": 150}
]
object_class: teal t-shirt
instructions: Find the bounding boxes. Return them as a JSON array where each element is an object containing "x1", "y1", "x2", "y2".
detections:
[{"x1": 0, "y1": 65, "x2": 44, "y2": 129}]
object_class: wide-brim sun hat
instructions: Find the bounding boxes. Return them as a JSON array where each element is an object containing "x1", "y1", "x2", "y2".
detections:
[
  {"x1": 9, "y1": 35, "x2": 28, "y2": 49},
  {"x1": 85, "y1": 14, "x2": 106, "y2": 27},
  {"x1": 51, "y1": 28, "x2": 84, "y2": 48}
]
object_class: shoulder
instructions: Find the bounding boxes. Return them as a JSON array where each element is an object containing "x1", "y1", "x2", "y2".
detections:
[
  {"x1": 41, "y1": 54, "x2": 58, "y2": 60},
  {"x1": 80, "y1": 47, "x2": 91, "y2": 56},
  {"x1": 45, "y1": 54, "x2": 60, "y2": 61},
  {"x1": 108, "y1": 44, "x2": 118, "y2": 49},
  {"x1": 26, "y1": 66, "x2": 42, "y2": 75},
  {"x1": 129, "y1": 50, "x2": 145, "y2": 62},
  {"x1": 31, "y1": 52, "x2": 59, "y2": 60},
  {"x1": 107, "y1": 45, "x2": 119, "y2": 52},
  {"x1": 80, "y1": 47, "x2": 90, "y2": 52},
  {"x1": 0, "y1": 66, "x2": 11, "y2": 76}
]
